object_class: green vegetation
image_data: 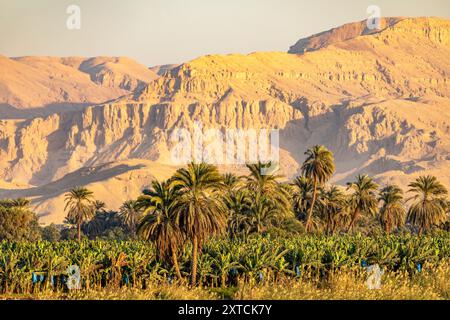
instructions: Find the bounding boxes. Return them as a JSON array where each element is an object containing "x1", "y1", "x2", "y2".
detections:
[
  {"x1": 0, "y1": 145, "x2": 449, "y2": 299},
  {"x1": 0, "y1": 234, "x2": 449, "y2": 298}
]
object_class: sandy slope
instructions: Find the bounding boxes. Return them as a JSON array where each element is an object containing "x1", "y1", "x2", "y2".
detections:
[{"x1": 0, "y1": 56, "x2": 158, "y2": 116}]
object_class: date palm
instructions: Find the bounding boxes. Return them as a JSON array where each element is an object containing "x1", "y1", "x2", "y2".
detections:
[
  {"x1": 346, "y1": 174, "x2": 379, "y2": 232},
  {"x1": 10, "y1": 198, "x2": 31, "y2": 209},
  {"x1": 222, "y1": 172, "x2": 242, "y2": 192},
  {"x1": 137, "y1": 180, "x2": 184, "y2": 280},
  {"x1": 225, "y1": 189, "x2": 252, "y2": 239},
  {"x1": 93, "y1": 200, "x2": 106, "y2": 213},
  {"x1": 407, "y1": 175, "x2": 448, "y2": 235},
  {"x1": 0, "y1": 198, "x2": 31, "y2": 209},
  {"x1": 379, "y1": 185, "x2": 406, "y2": 234},
  {"x1": 291, "y1": 175, "x2": 314, "y2": 220},
  {"x1": 301, "y1": 145, "x2": 335, "y2": 232},
  {"x1": 171, "y1": 162, "x2": 226, "y2": 285},
  {"x1": 318, "y1": 185, "x2": 347, "y2": 235},
  {"x1": 119, "y1": 200, "x2": 141, "y2": 238},
  {"x1": 64, "y1": 187, "x2": 95, "y2": 242},
  {"x1": 245, "y1": 194, "x2": 281, "y2": 234},
  {"x1": 245, "y1": 162, "x2": 291, "y2": 214}
]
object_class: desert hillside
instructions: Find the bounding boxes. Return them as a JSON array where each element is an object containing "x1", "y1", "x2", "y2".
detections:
[
  {"x1": 0, "y1": 17, "x2": 449, "y2": 224},
  {"x1": 0, "y1": 56, "x2": 158, "y2": 118}
]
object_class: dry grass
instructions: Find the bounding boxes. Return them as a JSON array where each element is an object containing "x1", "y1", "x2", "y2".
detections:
[{"x1": 2, "y1": 263, "x2": 448, "y2": 300}]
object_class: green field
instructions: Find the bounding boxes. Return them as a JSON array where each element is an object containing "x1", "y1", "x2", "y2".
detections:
[{"x1": 1, "y1": 234, "x2": 449, "y2": 300}]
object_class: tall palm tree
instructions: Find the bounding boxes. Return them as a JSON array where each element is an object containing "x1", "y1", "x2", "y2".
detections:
[
  {"x1": 64, "y1": 187, "x2": 95, "y2": 242},
  {"x1": 301, "y1": 145, "x2": 335, "y2": 231},
  {"x1": 407, "y1": 175, "x2": 448, "y2": 235},
  {"x1": 137, "y1": 180, "x2": 184, "y2": 280},
  {"x1": 346, "y1": 174, "x2": 379, "y2": 232},
  {"x1": 119, "y1": 200, "x2": 141, "y2": 238},
  {"x1": 318, "y1": 185, "x2": 347, "y2": 235},
  {"x1": 291, "y1": 175, "x2": 314, "y2": 221},
  {"x1": 171, "y1": 162, "x2": 226, "y2": 285},
  {"x1": 379, "y1": 185, "x2": 406, "y2": 234}
]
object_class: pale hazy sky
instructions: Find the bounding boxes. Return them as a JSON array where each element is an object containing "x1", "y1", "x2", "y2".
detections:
[{"x1": 0, "y1": 0, "x2": 449, "y2": 66}]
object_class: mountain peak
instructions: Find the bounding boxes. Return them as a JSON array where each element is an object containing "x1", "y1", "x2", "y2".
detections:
[{"x1": 288, "y1": 17, "x2": 449, "y2": 54}]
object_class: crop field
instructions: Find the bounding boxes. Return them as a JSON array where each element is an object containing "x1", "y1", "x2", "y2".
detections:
[{"x1": 1, "y1": 234, "x2": 449, "y2": 300}]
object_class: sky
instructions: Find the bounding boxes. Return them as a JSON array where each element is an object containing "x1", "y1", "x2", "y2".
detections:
[{"x1": 0, "y1": 0, "x2": 449, "y2": 66}]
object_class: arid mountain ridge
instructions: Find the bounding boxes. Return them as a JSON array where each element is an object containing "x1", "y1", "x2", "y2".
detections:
[{"x1": 0, "y1": 17, "x2": 449, "y2": 224}]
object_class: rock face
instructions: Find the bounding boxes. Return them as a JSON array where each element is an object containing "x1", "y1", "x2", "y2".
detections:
[
  {"x1": 288, "y1": 17, "x2": 404, "y2": 53},
  {"x1": 0, "y1": 17, "x2": 449, "y2": 223}
]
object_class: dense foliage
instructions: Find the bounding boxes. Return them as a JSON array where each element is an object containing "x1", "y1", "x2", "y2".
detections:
[
  {"x1": 0, "y1": 145, "x2": 449, "y2": 293},
  {"x1": 0, "y1": 234, "x2": 449, "y2": 294},
  {"x1": 0, "y1": 200, "x2": 41, "y2": 241}
]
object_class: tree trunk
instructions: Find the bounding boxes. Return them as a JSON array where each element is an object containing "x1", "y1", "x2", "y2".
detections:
[
  {"x1": 347, "y1": 209, "x2": 359, "y2": 233},
  {"x1": 191, "y1": 235, "x2": 198, "y2": 286},
  {"x1": 386, "y1": 224, "x2": 391, "y2": 234},
  {"x1": 327, "y1": 215, "x2": 332, "y2": 235},
  {"x1": 172, "y1": 244, "x2": 183, "y2": 281},
  {"x1": 306, "y1": 178, "x2": 317, "y2": 232},
  {"x1": 77, "y1": 221, "x2": 81, "y2": 242}
]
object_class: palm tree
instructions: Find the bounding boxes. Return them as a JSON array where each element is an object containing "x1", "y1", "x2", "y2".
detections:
[
  {"x1": 137, "y1": 180, "x2": 184, "y2": 280},
  {"x1": 93, "y1": 200, "x2": 106, "y2": 213},
  {"x1": 246, "y1": 194, "x2": 281, "y2": 233},
  {"x1": 291, "y1": 175, "x2": 314, "y2": 221},
  {"x1": 171, "y1": 162, "x2": 226, "y2": 285},
  {"x1": 407, "y1": 176, "x2": 448, "y2": 235},
  {"x1": 379, "y1": 185, "x2": 406, "y2": 234},
  {"x1": 301, "y1": 145, "x2": 335, "y2": 231},
  {"x1": 346, "y1": 174, "x2": 379, "y2": 232},
  {"x1": 10, "y1": 198, "x2": 31, "y2": 209},
  {"x1": 245, "y1": 162, "x2": 291, "y2": 214},
  {"x1": 64, "y1": 187, "x2": 95, "y2": 242},
  {"x1": 83, "y1": 210, "x2": 122, "y2": 238},
  {"x1": 225, "y1": 189, "x2": 252, "y2": 239},
  {"x1": 119, "y1": 200, "x2": 141, "y2": 238},
  {"x1": 0, "y1": 198, "x2": 31, "y2": 209},
  {"x1": 222, "y1": 173, "x2": 242, "y2": 192},
  {"x1": 318, "y1": 185, "x2": 347, "y2": 235}
]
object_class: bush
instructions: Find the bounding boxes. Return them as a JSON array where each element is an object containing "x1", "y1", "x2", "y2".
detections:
[
  {"x1": 0, "y1": 206, "x2": 41, "y2": 241},
  {"x1": 41, "y1": 224, "x2": 61, "y2": 242}
]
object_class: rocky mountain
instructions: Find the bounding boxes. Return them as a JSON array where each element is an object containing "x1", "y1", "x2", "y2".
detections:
[
  {"x1": 0, "y1": 17, "x2": 449, "y2": 224},
  {"x1": 288, "y1": 17, "x2": 404, "y2": 53}
]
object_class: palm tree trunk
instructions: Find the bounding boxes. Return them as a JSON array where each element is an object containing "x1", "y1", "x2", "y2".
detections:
[
  {"x1": 306, "y1": 178, "x2": 317, "y2": 232},
  {"x1": 347, "y1": 209, "x2": 359, "y2": 233},
  {"x1": 327, "y1": 215, "x2": 332, "y2": 235},
  {"x1": 77, "y1": 221, "x2": 81, "y2": 242},
  {"x1": 172, "y1": 244, "x2": 183, "y2": 281},
  {"x1": 191, "y1": 235, "x2": 198, "y2": 286}
]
